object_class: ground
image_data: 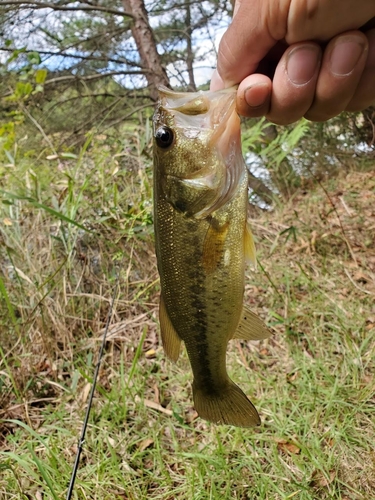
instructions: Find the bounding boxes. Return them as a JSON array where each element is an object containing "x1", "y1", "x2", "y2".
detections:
[{"x1": 0, "y1": 156, "x2": 374, "y2": 499}]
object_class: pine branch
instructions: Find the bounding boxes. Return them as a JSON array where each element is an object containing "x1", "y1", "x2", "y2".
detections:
[
  {"x1": 0, "y1": 46, "x2": 142, "y2": 68},
  {"x1": 0, "y1": 0, "x2": 133, "y2": 18},
  {"x1": 0, "y1": 71, "x2": 150, "y2": 99},
  {"x1": 44, "y1": 71, "x2": 149, "y2": 85}
]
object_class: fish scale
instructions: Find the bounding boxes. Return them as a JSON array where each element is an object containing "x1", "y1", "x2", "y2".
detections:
[{"x1": 153, "y1": 87, "x2": 271, "y2": 427}]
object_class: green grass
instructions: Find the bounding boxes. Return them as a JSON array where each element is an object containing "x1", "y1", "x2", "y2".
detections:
[{"x1": 0, "y1": 129, "x2": 374, "y2": 499}]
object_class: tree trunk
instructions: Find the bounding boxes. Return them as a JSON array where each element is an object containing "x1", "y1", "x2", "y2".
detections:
[
  {"x1": 122, "y1": 0, "x2": 170, "y2": 100},
  {"x1": 185, "y1": 3, "x2": 196, "y2": 91},
  {"x1": 247, "y1": 170, "x2": 274, "y2": 205}
]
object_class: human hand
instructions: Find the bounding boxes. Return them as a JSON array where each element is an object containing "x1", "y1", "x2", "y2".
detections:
[{"x1": 210, "y1": 0, "x2": 375, "y2": 124}]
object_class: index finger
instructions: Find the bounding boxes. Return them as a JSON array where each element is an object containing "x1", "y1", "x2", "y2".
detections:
[{"x1": 214, "y1": 0, "x2": 287, "y2": 88}]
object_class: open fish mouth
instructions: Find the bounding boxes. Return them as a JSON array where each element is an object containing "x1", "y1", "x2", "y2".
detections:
[
  {"x1": 154, "y1": 86, "x2": 238, "y2": 139},
  {"x1": 153, "y1": 87, "x2": 244, "y2": 217}
]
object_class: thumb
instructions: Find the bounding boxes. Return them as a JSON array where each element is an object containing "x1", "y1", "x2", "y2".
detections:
[{"x1": 211, "y1": 0, "x2": 282, "y2": 90}]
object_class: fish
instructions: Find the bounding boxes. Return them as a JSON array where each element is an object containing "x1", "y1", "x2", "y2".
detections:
[{"x1": 153, "y1": 86, "x2": 271, "y2": 427}]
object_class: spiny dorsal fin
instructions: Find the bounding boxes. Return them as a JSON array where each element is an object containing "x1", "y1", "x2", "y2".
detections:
[
  {"x1": 232, "y1": 304, "x2": 271, "y2": 341},
  {"x1": 159, "y1": 294, "x2": 181, "y2": 362}
]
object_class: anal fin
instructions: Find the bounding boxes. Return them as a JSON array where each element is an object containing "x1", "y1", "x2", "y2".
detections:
[
  {"x1": 159, "y1": 294, "x2": 181, "y2": 362},
  {"x1": 232, "y1": 304, "x2": 271, "y2": 341}
]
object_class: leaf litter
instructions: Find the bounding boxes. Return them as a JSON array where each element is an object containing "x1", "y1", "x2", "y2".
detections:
[{"x1": 1, "y1": 167, "x2": 374, "y2": 499}]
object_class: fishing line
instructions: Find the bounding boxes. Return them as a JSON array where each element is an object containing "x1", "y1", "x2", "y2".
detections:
[{"x1": 66, "y1": 269, "x2": 119, "y2": 500}]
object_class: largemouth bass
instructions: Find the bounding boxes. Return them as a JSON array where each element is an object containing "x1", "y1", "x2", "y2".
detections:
[{"x1": 153, "y1": 87, "x2": 271, "y2": 427}]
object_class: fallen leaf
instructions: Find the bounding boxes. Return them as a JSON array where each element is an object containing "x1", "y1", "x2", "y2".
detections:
[
  {"x1": 353, "y1": 271, "x2": 368, "y2": 283},
  {"x1": 145, "y1": 349, "x2": 156, "y2": 358},
  {"x1": 310, "y1": 469, "x2": 336, "y2": 488},
  {"x1": 277, "y1": 441, "x2": 301, "y2": 455},
  {"x1": 274, "y1": 437, "x2": 287, "y2": 444},
  {"x1": 135, "y1": 396, "x2": 173, "y2": 416},
  {"x1": 325, "y1": 437, "x2": 335, "y2": 448},
  {"x1": 287, "y1": 371, "x2": 299, "y2": 383},
  {"x1": 69, "y1": 444, "x2": 78, "y2": 455},
  {"x1": 107, "y1": 437, "x2": 116, "y2": 447},
  {"x1": 138, "y1": 438, "x2": 154, "y2": 452},
  {"x1": 185, "y1": 409, "x2": 198, "y2": 424}
]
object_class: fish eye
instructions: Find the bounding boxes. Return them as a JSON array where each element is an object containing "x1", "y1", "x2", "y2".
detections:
[{"x1": 155, "y1": 126, "x2": 174, "y2": 149}]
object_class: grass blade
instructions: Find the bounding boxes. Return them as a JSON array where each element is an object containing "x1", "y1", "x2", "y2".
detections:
[{"x1": 0, "y1": 190, "x2": 93, "y2": 233}]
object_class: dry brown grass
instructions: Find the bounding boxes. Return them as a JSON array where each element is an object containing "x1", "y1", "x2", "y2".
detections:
[{"x1": 1, "y1": 157, "x2": 374, "y2": 499}]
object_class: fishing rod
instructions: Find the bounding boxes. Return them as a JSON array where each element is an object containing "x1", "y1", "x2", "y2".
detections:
[{"x1": 66, "y1": 272, "x2": 119, "y2": 500}]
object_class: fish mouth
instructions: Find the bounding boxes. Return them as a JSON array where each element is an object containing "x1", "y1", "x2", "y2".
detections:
[
  {"x1": 155, "y1": 86, "x2": 238, "y2": 136},
  {"x1": 154, "y1": 87, "x2": 244, "y2": 217},
  {"x1": 155, "y1": 86, "x2": 241, "y2": 162}
]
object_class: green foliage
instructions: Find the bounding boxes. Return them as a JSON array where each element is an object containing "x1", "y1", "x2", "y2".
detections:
[
  {"x1": 241, "y1": 117, "x2": 270, "y2": 151},
  {"x1": 260, "y1": 119, "x2": 310, "y2": 168},
  {"x1": 241, "y1": 118, "x2": 311, "y2": 200},
  {"x1": 4, "y1": 49, "x2": 47, "y2": 98},
  {"x1": 0, "y1": 110, "x2": 374, "y2": 498},
  {"x1": 0, "y1": 120, "x2": 17, "y2": 154},
  {"x1": 0, "y1": 48, "x2": 51, "y2": 160},
  {"x1": 1, "y1": 5, "x2": 374, "y2": 499}
]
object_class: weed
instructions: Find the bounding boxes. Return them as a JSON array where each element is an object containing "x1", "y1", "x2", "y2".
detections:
[{"x1": 1, "y1": 129, "x2": 374, "y2": 499}]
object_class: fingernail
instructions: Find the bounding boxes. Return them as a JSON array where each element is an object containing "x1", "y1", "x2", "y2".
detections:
[
  {"x1": 286, "y1": 45, "x2": 321, "y2": 85},
  {"x1": 330, "y1": 37, "x2": 366, "y2": 76},
  {"x1": 233, "y1": 0, "x2": 241, "y2": 17},
  {"x1": 210, "y1": 69, "x2": 224, "y2": 91},
  {"x1": 244, "y1": 82, "x2": 269, "y2": 108}
]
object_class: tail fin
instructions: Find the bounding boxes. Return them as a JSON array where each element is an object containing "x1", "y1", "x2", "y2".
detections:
[{"x1": 193, "y1": 379, "x2": 260, "y2": 428}]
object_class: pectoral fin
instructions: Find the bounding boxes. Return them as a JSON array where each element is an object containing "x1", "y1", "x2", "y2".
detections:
[
  {"x1": 244, "y1": 222, "x2": 257, "y2": 267},
  {"x1": 202, "y1": 218, "x2": 230, "y2": 274},
  {"x1": 232, "y1": 305, "x2": 271, "y2": 341},
  {"x1": 159, "y1": 294, "x2": 181, "y2": 362}
]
